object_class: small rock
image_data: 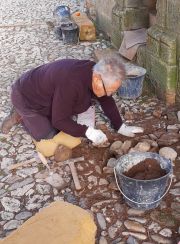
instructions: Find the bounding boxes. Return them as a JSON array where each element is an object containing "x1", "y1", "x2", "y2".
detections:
[
  {"x1": 148, "y1": 222, "x2": 161, "y2": 233},
  {"x1": 112, "y1": 237, "x2": 122, "y2": 244},
  {"x1": 16, "y1": 167, "x2": 38, "y2": 178},
  {"x1": 134, "y1": 142, "x2": 151, "y2": 152},
  {"x1": 158, "y1": 132, "x2": 180, "y2": 146},
  {"x1": 170, "y1": 188, "x2": 180, "y2": 196},
  {"x1": 128, "y1": 217, "x2": 147, "y2": 224},
  {"x1": 110, "y1": 141, "x2": 123, "y2": 155},
  {"x1": 114, "y1": 203, "x2": 125, "y2": 213},
  {"x1": 1, "y1": 212, "x2": 14, "y2": 221},
  {"x1": 99, "y1": 178, "x2": 109, "y2": 185},
  {"x1": 15, "y1": 211, "x2": 32, "y2": 220},
  {"x1": 107, "y1": 158, "x2": 117, "y2": 168},
  {"x1": 122, "y1": 232, "x2": 147, "y2": 240},
  {"x1": 1, "y1": 197, "x2": 20, "y2": 213},
  {"x1": 127, "y1": 236, "x2": 139, "y2": 244},
  {"x1": 45, "y1": 173, "x2": 65, "y2": 189},
  {"x1": 124, "y1": 220, "x2": 146, "y2": 233},
  {"x1": 159, "y1": 228, "x2": 172, "y2": 238},
  {"x1": 54, "y1": 145, "x2": 72, "y2": 162},
  {"x1": 177, "y1": 111, "x2": 180, "y2": 122},
  {"x1": 121, "y1": 140, "x2": 132, "y2": 153},
  {"x1": 127, "y1": 209, "x2": 145, "y2": 216},
  {"x1": 4, "y1": 220, "x2": 21, "y2": 230},
  {"x1": 151, "y1": 234, "x2": 173, "y2": 244},
  {"x1": 99, "y1": 236, "x2": 108, "y2": 244},
  {"x1": 36, "y1": 184, "x2": 51, "y2": 195},
  {"x1": 108, "y1": 226, "x2": 117, "y2": 239},
  {"x1": 103, "y1": 167, "x2": 114, "y2": 174},
  {"x1": 97, "y1": 213, "x2": 106, "y2": 230},
  {"x1": 159, "y1": 147, "x2": 177, "y2": 161},
  {"x1": 88, "y1": 175, "x2": 97, "y2": 186}
]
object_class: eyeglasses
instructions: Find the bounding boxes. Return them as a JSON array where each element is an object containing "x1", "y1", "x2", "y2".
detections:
[{"x1": 101, "y1": 79, "x2": 107, "y2": 96}]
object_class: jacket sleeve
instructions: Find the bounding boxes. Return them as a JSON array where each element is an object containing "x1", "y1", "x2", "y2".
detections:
[
  {"x1": 97, "y1": 95, "x2": 123, "y2": 130},
  {"x1": 51, "y1": 85, "x2": 88, "y2": 137}
]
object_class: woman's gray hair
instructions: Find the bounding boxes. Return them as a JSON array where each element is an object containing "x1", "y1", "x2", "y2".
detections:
[{"x1": 93, "y1": 55, "x2": 126, "y2": 86}]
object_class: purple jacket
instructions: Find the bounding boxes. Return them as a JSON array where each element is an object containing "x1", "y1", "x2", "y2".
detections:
[{"x1": 17, "y1": 59, "x2": 122, "y2": 137}]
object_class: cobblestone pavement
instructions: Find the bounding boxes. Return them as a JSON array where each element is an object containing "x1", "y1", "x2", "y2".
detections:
[{"x1": 0, "y1": 0, "x2": 180, "y2": 243}]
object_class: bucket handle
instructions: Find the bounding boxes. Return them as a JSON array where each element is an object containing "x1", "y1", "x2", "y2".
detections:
[{"x1": 114, "y1": 168, "x2": 173, "y2": 205}]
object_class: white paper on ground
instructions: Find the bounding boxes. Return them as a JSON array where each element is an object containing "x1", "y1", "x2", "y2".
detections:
[{"x1": 77, "y1": 106, "x2": 95, "y2": 128}]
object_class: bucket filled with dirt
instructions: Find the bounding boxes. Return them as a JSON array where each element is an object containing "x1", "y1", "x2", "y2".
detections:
[{"x1": 114, "y1": 152, "x2": 173, "y2": 210}]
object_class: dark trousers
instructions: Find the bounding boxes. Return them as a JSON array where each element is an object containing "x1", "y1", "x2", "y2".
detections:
[{"x1": 11, "y1": 82, "x2": 57, "y2": 141}]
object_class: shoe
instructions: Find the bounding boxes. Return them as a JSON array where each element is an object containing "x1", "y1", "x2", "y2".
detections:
[{"x1": 1, "y1": 108, "x2": 21, "y2": 134}]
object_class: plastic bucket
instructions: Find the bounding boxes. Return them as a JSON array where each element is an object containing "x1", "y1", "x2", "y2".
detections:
[
  {"x1": 114, "y1": 152, "x2": 173, "y2": 210},
  {"x1": 61, "y1": 22, "x2": 79, "y2": 44},
  {"x1": 118, "y1": 65, "x2": 146, "y2": 99}
]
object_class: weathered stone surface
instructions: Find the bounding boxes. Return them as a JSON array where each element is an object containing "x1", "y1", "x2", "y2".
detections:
[
  {"x1": 15, "y1": 211, "x2": 32, "y2": 220},
  {"x1": 159, "y1": 228, "x2": 172, "y2": 238},
  {"x1": 97, "y1": 213, "x2": 106, "y2": 230},
  {"x1": 159, "y1": 147, "x2": 177, "y2": 161},
  {"x1": 122, "y1": 232, "x2": 147, "y2": 240},
  {"x1": 1, "y1": 197, "x2": 20, "y2": 213},
  {"x1": 151, "y1": 234, "x2": 173, "y2": 244},
  {"x1": 1, "y1": 212, "x2": 14, "y2": 221},
  {"x1": 124, "y1": 220, "x2": 146, "y2": 233},
  {"x1": 45, "y1": 173, "x2": 66, "y2": 189},
  {"x1": 127, "y1": 209, "x2": 145, "y2": 216},
  {"x1": 3, "y1": 220, "x2": 21, "y2": 230}
]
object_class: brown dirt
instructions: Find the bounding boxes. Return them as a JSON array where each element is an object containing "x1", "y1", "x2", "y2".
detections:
[{"x1": 123, "y1": 158, "x2": 167, "y2": 180}]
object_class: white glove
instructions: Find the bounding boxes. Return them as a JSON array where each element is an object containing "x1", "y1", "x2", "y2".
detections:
[
  {"x1": 118, "y1": 123, "x2": 144, "y2": 137},
  {"x1": 85, "y1": 127, "x2": 108, "y2": 145}
]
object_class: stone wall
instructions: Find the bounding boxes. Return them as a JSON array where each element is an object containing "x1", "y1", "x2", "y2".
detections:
[
  {"x1": 146, "y1": 0, "x2": 180, "y2": 105},
  {"x1": 86, "y1": 0, "x2": 180, "y2": 106}
]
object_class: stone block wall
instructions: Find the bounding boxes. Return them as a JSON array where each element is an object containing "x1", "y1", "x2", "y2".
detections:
[
  {"x1": 86, "y1": 0, "x2": 180, "y2": 106},
  {"x1": 146, "y1": 0, "x2": 180, "y2": 105}
]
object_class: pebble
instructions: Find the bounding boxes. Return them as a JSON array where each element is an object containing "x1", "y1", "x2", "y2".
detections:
[
  {"x1": 99, "y1": 236, "x2": 108, "y2": 244},
  {"x1": 128, "y1": 217, "x2": 147, "y2": 224},
  {"x1": 16, "y1": 167, "x2": 39, "y2": 178},
  {"x1": 177, "y1": 111, "x2": 180, "y2": 122},
  {"x1": 45, "y1": 173, "x2": 66, "y2": 189},
  {"x1": 159, "y1": 147, "x2": 177, "y2": 161},
  {"x1": 107, "y1": 158, "x2": 117, "y2": 168},
  {"x1": 3, "y1": 220, "x2": 21, "y2": 230},
  {"x1": 8, "y1": 177, "x2": 34, "y2": 191},
  {"x1": 127, "y1": 236, "x2": 139, "y2": 244},
  {"x1": 151, "y1": 234, "x2": 173, "y2": 244},
  {"x1": 122, "y1": 232, "x2": 147, "y2": 240},
  {"x1": 124, "y1": 220, "x2": 146, "y2": 233},
  {"x1": 1, "y1": 197, "x2": 20, "y2": 213},
  {"x1": 1, "y1": 212, "x2": 14, "y2": 221},
  {"x1": 36, "y1": 184, "x2": 51, "y2": 195},
  {"x1": 11, "y1": 183, "x2": 35, "y2": 197},
  {"x1": 108, "y1": 226, "x2": 118, "y2": 239},
  {"x1": 127, "y1": 209, "x2": 145, "y2": 216},
  {"x1": 97, "y1": 213, "x2": 106, "y2": 230},
  {"x1": 159, "y1": 228, "x2": 172, "y2": 238},
  {"x1": 148, "y1": 222, "x2": 161, "y2": 233},
  {"x1": 133, "y1": 142, "x2": 151, "y2": 152},
  {"x1": 170, "y1": 188, "x2": 180, "y2": 196},
  {"x1": 15, "y1": 211, "x2": 32, "y2": 220}
]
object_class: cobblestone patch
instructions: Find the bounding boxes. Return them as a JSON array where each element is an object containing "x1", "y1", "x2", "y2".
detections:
[{"x1": 0, "y1": 0, "x2": 180, "y2": 243}]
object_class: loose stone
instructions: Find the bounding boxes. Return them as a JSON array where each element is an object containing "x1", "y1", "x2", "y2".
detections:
[
  {"x1": 3, "y1": 220, "x2": 21, "y2": 230},
  {"x1": 1, "y1": 197, "x2": 20, "y2": 213},
  {"x1": 122, "y1": 232, "x2": 147, "y2": 240},
  {"x1": 159, "y1": 228, "x2": 172, "y2": 238},
  {"x1": 99, "y1": 236, "x2": 108, "y2": 244},
  {"x1": 97, "y1": 213, "x2": 106, "y2": 230},
  {"x1": 1, "y1": 212, "x2": 14, "y2": 221},
  {"x1": 124, "y1": 220, "x2": 146, "y2": 233},
  {"x1": 151, "y1": 234, "x2": 173, "y2": 244},
  {"x1": 127, "y1": 209, "x2": 145, "y2": 216},
  {"x1": 15, "y1": 211, "x2": 32, "y2": 220},
  {"x1": 159, "y1": 147, "x2": 177, "y2": 161},
  {"x1": 148, "y1": 222, "x2": 161, "y2": 233}
]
